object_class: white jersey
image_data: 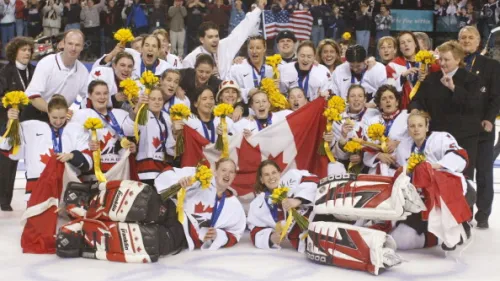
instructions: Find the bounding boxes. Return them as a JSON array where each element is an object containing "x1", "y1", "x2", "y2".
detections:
[
  {"x1": 70, "y1": 108, "x2": 134, "y2": 176},
  {"x1": 155, "y1": 167, "x2": 246, "y2": 251},
  {"x1": 134, "y1": 111, "x2": 175, "y2": 180},
  {"x1": 26, "y1": 53, "x2": 89, "y2": 105},
  {"x1": 91, "y1": 49, "x2": 172, "y2": 77},
  {"x1": 332, "y1": 108, "x2": 380, "y2": 161},
  {"x1": 185, "y1": 115, "x2": 234, "y2": 144},
  {"x1": 229, "y1": 62, "x2": 274, "y2": 103},
  {"x1": 232, "y1": 110, "x2": 292, "y2": 133},
  {"x1": 162, "y1": 96, "x2": 191, "y2": 114},
  {"x1": 85, "y1": 67, "x2": 141, "y2": 108},
  {"x1": 0, "y1": 121, "x2": 91, "y2": 199},
  {"x1": 247, "y1": 169, "x2": 318, "y2": 252},
  {"x1": 363, "y1": 110, "x2": 409, "y2": 175},
  {"x1": 182, "y1": 7, "x2": 263, "y2": 80},
  {"x1": 166, "y1": 53, "x2": 182, "y2": 69},
  {"x1": 331, "y1": 61, "x2": 387, "y2": 102},
  {"x1": 279, "y1": 62, "x2": 332, "y2": 101}
]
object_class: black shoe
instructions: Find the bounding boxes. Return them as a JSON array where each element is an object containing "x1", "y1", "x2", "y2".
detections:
[
  {"x1": 1, "y1": 204, "x2": 13, "y2": 211},
  {"x1": 477, "y1": 220, "x2": 489, "y2": 229},
  {"x1": 458, "y1": 222, "x2": 472, "y2": 245},
  {"x1": 441, "y1": 243, "x2": 456, "y2": 251}
]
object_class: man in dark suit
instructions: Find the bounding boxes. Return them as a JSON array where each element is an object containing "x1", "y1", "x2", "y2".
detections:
[
  {"x1": 458, "y1": 26, "x2": 500, "y2": 229},
  {"x1": 0, "y1": 37, "x2": 36, "y2": 211}
]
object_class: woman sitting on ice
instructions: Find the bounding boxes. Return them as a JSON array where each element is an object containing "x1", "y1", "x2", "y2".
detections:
[
  {"x1": 154, "y1": 158, "x2": 246, "y2": 250},
  {"x1": 363, "y1": 85, "x2": 409, "y2": 176},
  {"x1": 390, "y1": 111, "x2": 473, "y2": 251},
  {"x1": 247, "y1": 160, "x2": 318, "y2": 252}
]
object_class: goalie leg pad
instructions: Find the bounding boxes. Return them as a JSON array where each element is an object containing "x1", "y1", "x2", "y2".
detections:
[
  {"x1": 56, "y1": 221, "x2": 84, "y2": 258},
  {"x1": 64, "y1": 182, "x2": 93, "y2": 219},
  {"x1": 86, "y1": 180, "x2": 165, "y2": 223},
  {"x1": 306, "y1": 221, "x2": 401, "y2": 275},
  {"x1": 314, "y1": 172, "x2": 425, "y2": 221}
]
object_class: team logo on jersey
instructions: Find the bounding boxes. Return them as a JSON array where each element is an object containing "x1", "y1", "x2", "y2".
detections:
[
  {"x1": 100, "y1": 132, "x2": 119, "y2": 155},
  {"x1": 94, "y1": 71, "x2": 101, "y2": 77}
]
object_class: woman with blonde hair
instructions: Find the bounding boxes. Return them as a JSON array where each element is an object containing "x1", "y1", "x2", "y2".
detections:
[{"x1": 316, "y1": 38, "x2": 342, "y2": 75}]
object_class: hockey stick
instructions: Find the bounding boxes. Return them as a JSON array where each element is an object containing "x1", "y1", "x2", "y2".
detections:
[{"x1": 481, "y1": 26, "x2": 500, "y2": 55}]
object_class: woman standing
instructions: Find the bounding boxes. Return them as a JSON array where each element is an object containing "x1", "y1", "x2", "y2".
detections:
[
  {"x1": 279, "y1": 40, "x2": 331, "y2": 101},
  {"x1": 0, "y1": 37, "x2": 35, "y2": 211},
  {"x1": 410, "y1": 41, "x2": 482, "y2": 179},
  {"x1": 229, "y1": 36, "x2": 273, "y2": 104},
  {"x1": 41, "y1": 0, "x2": 63, "y2": 36}
]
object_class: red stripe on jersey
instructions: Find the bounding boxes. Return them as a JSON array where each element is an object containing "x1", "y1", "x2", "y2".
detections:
[
  {"x1": 250, "y1": 227, "x2": 267, "y2": 246},
  {"x1": 301, "y1": 175, "x2": 319, "y2": 184},
  {"x1": 187, "y1": 220, "x2": 203, "y2": 249},
  {"x1": 222, "y1": 231, "x2": 238, "y2": 248},
  {"x1": 136, "y1": 158, "x2": 169, "y2": 174},
  {"x1": 28, "y1": 94, "x2": 41, "y2": 99}
]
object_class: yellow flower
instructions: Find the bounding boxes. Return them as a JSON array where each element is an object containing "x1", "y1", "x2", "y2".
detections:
[
  {"x1": 213, "y1": 103, "x2": 234, "y2": 117},
  {"x1": 407, "y1": 153, "x2": 426, "y2": 173},
  {"x1": 170, "y1": 103, "x2": 191, "y2": 121},
  {"x1": 140, "y1": 70, "x2": 159, "y2": 89},
  {"x1": 260, "y1": 78, "x2": 276, "y2": 94},
  {"x1": 270, "y1": 187, "x2": 290, "y2": 204},
  {"x1": 114, "y1": 28, "x2": 134, "y2": 44},
  {"x1": 367, "y1": 123, "x2": 386, "y2": 141},
  {"x1": 2, "y1": 91, "x2": 29, "y2": 108},
  {"x1": 269, "y1": 92, "x2": 289, "y2": 110},
  {"x1": 343, "y1": 141, "x2": 363, "y2": 153},
  {"x1": 342, "y1": 32, "x2": 351, "y2": 41},
  {"x1": 194, "y1": 164, "x2": 213, "y2": 189},
  {"x1": 265, "y1": 54, "x2": 282, "y2": 68},
  {"x1": 323, "y1": 107, "x2": 341, "y2": 122},
  {"x1": 119, "y1": 78, "x2": 140, "y2": 101},
  {"x1": 414, "y1": 50, "x2": 436, "y2": 65},
  {"x1": 327, "y1": 96, "x2": 346, "y2": 113},
  {"x1": 83, "y1": 117, "x2": 104, "y2": 130}
]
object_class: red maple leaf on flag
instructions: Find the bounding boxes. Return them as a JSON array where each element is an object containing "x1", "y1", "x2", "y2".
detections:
[
  {"x1": 94, "y1": 70, "x2": 101, "y2": 77},
  {"x1": 152, "y1": 137, "x2": 161, "y2": 149},
  {"x1": 194, "y1": 202, "x2": 213, "y2": 213},
  {"x1": 100, "y1": 132, "x2": 114, "y2": 150},
  {"x1": 267, "y1": 151, "x2": 288, "y2": 171},
  {"x1": 39, "y1": 149, "x2": 55, "y2": 165}
]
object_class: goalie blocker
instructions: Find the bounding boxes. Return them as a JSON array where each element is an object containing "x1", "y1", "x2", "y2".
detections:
[{"x1": 306, "y1": 221, "x2": 402, "y2": 275}]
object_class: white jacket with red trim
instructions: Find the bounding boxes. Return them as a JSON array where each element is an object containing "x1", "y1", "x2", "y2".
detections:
[
  {"x1": 70, "y1": 108, "x2": 134, "y2": 180},
  {"x1": 246, "y1": 169, "x2": 318, "y2": 252},
  {"x1": 133, "y1": 111, "x2": 175, "y2": 180},
  {"x1": 0, "y1": 120, "x2": 91, "y2": 200},
  {"x1": 154, "y1": 167, "x2": 246, "y2": 251}
]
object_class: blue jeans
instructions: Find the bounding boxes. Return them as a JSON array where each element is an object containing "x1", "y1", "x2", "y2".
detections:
[
  {"x1": 16, "y1": 19, "x2": 26, "y2": 36},
  {"x1": 65, "y1": 23, "x2": 81, "y2": 31},
  {"x1": 311, "y1": 25, "x2": 325, "y2": 47},
  {"x1": 356, "y1": 30, "x2": 370, "y2": 53},
  {"x1": 1, "y1": 23, "x2": 16, "y2": 58}
]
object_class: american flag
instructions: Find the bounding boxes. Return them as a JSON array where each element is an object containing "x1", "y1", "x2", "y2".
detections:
[{"x1": 263, "y1": 10, "x2": 313, "y2": 41}]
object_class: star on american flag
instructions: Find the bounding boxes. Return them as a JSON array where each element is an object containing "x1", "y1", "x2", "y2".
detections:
[{"x1": 263, "y1": 10, "x2": 313, "y2": 41}]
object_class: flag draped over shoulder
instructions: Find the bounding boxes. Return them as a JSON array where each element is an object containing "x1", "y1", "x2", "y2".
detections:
[{"x1": 181, "y1": 98, "x2": 329, "y2": 201}]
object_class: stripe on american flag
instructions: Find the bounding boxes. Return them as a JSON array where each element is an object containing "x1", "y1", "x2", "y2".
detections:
[{"x1": 263, "y1": 10, "x2": 313, "y2": 41}]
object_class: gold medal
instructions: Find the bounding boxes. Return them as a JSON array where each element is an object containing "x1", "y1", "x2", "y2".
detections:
[{"x1": 120, "y1": 138, "x2": 130, "y2": 148}]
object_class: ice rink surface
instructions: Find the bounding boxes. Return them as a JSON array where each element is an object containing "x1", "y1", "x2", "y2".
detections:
[{"x1": 1, "y1": 184, "x2": 499, "y2": 281}]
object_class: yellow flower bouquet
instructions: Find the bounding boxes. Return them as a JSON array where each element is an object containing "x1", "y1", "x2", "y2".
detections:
[
  {"x1": 83, "y1": 117, "x2": 107, "y2": 182},
  {"x1": 119, "y1": 78, "x2": 140, "y2": 107},
  {"x1": 213, "y1": 103, "x2": 234, "y2": 158},
  {"x1": 343, "y1": 140, "x2": 363, "y2": 172},
  {"x1": 407, "y1": 153, "x2": 426, "y2": 174},
  {"x1": 160, "y1": 163, "x2": 213, "y2": 223},
  {"x1": 134, "y1": 71, "x2": 160, "y2": 141},
  {"x1": 260, "y1": 78, "x2": 289, "y2": 111},
  {"x1": 169, "y1": 103, "x2": 191, "y2": 157},
  {"x1": 265, "y1": 54, "x2": 282, "y2": 79},
  {"x1": 114, "y1": 28, "x2": 134, "y2": 46},
  {"x1": 409, "y1": 50, "x2": 436, "y2": 100},
  {"x1": 1, "y1": 91, "x2": 30, "y2": 155},
  {"x1": 318, "y1": 96, "x2": 346, "y2": 162},
  {"x1": 270, "y1": 186, "x2": 309, "y2": 242}
]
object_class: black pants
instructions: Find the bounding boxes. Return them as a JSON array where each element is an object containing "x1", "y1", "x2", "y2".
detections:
[
  {"x1": 475, "y1": 134, "x2": 495, "y2": 222},
  {"x1": 456, "y1": 134, "x2": 479, "y2": 179},
  {"x1": 0, "y1": 153, "x2": 18, "y2": 206}
]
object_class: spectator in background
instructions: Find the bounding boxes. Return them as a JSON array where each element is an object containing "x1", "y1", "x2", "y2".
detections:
[
  {"x1": 1, "y1": 0, "x2": 17, "y2": 58},
  {"x1": 149, "y1": 0, "x2": 168, "y2": 32},
  {"x1": 446, "y1": 0, "x2": 459, "y2": 15},
  {"x1": 326, "y1": 4, "x2": 345, "y2": 40},
  {"x1": 205, "y1": 0, "x2": 231, "y2": 40},
  {"x1": 81, "y1": 0, "x2": 105, "y2": 59},
  {"x1": 229, "y1": 0, "x2": 245, "y2": 34},
  {"x1": 434, "y1": 0, "x2": 449, "y2": 16},
  {"x1": 355, "y1": 1, "x2": 372, "y2": 53},
  {"x1": 414, "y1": 31, "x2": 432, "y2": 51},
  {"x1": 276, "y1": 30, "x2": 297, "y2": 64},
  {"x1": 42, "y1": 0, "x2": 63, "y2": 36},
  {"x1": 480, "y1": 0, "x2": 500, "y2": 49},
  {"x1": 15, "y1": 0, "x2": 26, "y2": 36},
  {"x1": 25, "y1": 0, "x2": 42, "y2": 38},
  {"x1": 377, "y1": 35, "x2": 397, "y2": 64},
  {"x1": 63, "y1": 0, "x2": 82, "y2": 31},
  {"x1": 102, "y1": 0, "x2": 123, "y2": 54},
  {"x1": 374, "y1": 5, "x2": 393, "y2": 46},
  {"x1": 310, "y1": 0, "x2": 328, "y2": 47},
  {"x1": 125, "y1": 0, "x2": 149, "y2": 35},
  {"x1": 169, "y1": 0, "x2": 187, "y2": 57},
  {"x1": 186, "y1": 0, "x2": 207, "y2": 53}
]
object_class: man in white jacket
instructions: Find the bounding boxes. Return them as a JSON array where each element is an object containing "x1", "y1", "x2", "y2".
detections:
[{"x1": 182, "y1": 0, "x2": 267, "y2": 80}]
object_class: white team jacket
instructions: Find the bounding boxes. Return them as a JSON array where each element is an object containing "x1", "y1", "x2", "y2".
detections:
[
  {"x1": 331, "y1": 61, "x2": 387, "y2": 102},
  {"x1": 229, "y1": 62, "x2": 274, "y2": 103},
  {"x1": 279, "y1": 62, "x2": 332, "y2": 101}
]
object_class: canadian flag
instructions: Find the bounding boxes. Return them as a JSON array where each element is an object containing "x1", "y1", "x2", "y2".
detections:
[
  {"x1": 20, "y1": 150, "x2": 136, "y2": 254},
  {"x1": 181, "y1": 98, "x2": 329, "y2": 201}
]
